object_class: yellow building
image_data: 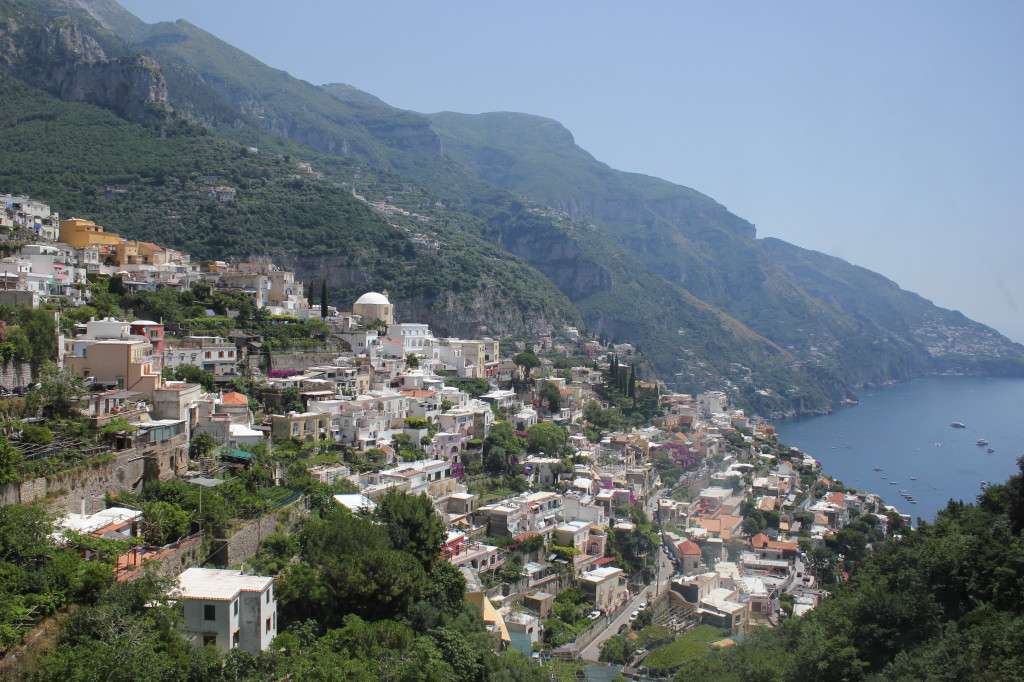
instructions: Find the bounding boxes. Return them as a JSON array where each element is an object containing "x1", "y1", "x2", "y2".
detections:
[
  {"x1": 59, "y1": 219, "x2": 120, "y2": 249},
  {"x1": 64, "y1": 339, "x2": 161, "y2": 395}
]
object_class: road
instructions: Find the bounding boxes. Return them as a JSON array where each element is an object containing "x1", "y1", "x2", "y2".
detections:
[{"x1": 579, "y1": 489, "x2": 676, "y2": 662}]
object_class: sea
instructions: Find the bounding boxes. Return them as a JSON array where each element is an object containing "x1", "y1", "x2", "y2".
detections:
[{"x1": 775, "y1": 376, "x2": 1024, "y2": 526}]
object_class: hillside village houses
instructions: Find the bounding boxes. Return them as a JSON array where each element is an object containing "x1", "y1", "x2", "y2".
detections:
[{"x1": 0, "y1": 199, "x2": 904, "y2": 656}]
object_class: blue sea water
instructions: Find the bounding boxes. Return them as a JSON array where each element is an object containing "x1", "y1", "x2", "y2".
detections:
[{"x1": 775, "y1": 376, "x2": 1024, "y2": 525}]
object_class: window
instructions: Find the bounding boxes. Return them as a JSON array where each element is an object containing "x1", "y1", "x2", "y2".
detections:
[
  {"x1": 266, "y1": 617, "x2": 272, "y2": 633},
  {"x1": 202, "y1": 634, "x2": 217, "y2": 647},
  {"x1": 232, "y1": 631, "x2": 240, "y2": 648},
  {"x1": 265, "y1": 588, "x2": 271, "y2": 604},
  {"x1": 233, "y1": 600, "x2": 238, "y2": 616},
  {"x1": 204, "y1": 604, "x2": 216, "y2": 621}
]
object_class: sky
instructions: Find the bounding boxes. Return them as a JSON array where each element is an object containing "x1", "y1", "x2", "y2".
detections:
[{"x1": 119, "y1": 0, "x2": 1024, "y2": 342}]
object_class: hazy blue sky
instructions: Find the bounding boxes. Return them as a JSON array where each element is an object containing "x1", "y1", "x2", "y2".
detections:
[{"x1": 120, "y1": 0, "x2": 1024, "y2": 341}]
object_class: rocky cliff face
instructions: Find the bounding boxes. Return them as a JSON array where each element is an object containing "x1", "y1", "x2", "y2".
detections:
[
  {"x1": 276, "y1": 254, "x2": 569, "y2": 339},
  {"x1": 0, "y1": 12, "x2": 168, "y2": 125}
]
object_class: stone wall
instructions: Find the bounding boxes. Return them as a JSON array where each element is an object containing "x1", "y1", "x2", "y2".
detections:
[
  {"x1": 267, "y1": 352, "x2": 341, "y2": 372},
  {"x1": 210, "y1": 511, "x2": 286, "y2": 567},
  {"x1": 0, "y1": 435, "x2": 188, "y2": 515},
  {"x1": 0, "y1": 361, "x2": 33, "y2": 390},
  {"x1": 117, "y1": 533, "x2": 206, "y2": 582}
]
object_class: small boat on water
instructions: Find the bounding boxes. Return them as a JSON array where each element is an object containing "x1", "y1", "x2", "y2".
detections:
[
  {"x1": 987, "y1": 447, "x2": 995, "y2": 453},
  {"x1": 890, "y1": 481, "x2": 898, "y2": 485},
  {"x1": 951, "y1": 422, "x2": 966, "y2": 428},
  {"x1": 873, "y1": 467, "x2": 883, "y2": 471},
  {"x1": 910, "y1": 476, "x2": 917, "y2": 480},
  {"x1": 976, "y1": 439, "x2": 988, "y2": 446},
  {"x1": 935, "y1": 442, "x2": 943, "y2": 447}
]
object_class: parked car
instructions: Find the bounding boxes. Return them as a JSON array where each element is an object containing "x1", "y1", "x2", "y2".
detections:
[
  {"x1": 587, "y1": 610, "x2": 602, "y2": 620},
  {"x1": 617, "y1": 623, "x2": 629, "y2": 634},
  {"x1": 629, "y1": 610, "x2": 639, "y2": 621},
  {"x1": 638, "y1": 601, "x2": 648, "y2": 610}
]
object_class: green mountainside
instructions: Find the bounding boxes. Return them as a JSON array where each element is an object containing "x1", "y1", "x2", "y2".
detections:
[
  {"x1": 0, "y1": 70, "x2": 579, "y2": 338},
  {"x1": 0, "y1": 0, "x2": 1020, "y2": 414},
  {"x1": 429, "y1": 111, "x2": 1024, "y2": 386}
]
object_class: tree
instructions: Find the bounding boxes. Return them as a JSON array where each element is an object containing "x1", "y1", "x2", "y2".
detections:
[
  {"x1": 483, "y1": 422, "x2": 526, "y2": 475},
  {"x1": 107, "y1": 274, "x2": 126, "y2": 296},
  {"x1": 189, "y1": 431, "x2": 216, "y2": 460},
  {"x1": 171, "y1": 365, "x2": 217, "y2": 392},
  {"x1": 512, "y1": 349, "x2": 540, "y2": 382},
  {"x1": 140, "y1": 501, "x2": 191, "y2": 545},
  {"x1": 526, "y1": 422, "x2": 569, "y2": 457},
  {"x1": 320, "y1": 279, "x2": 328, "y2": 318},
  {"x1": 537, "y1": 380, "x2": 561, "y2": 413},
  {"x1": 0, "y1": 440, "x2": 24, "y2": 485},
  {"x1": 600, "y1": 634, "x2": 635, "y2": 664},
  {"x1": 33, "y1": 363, "x2": 87, "y2": 418},
  {"x1": 375, "y1": 489, "x2": 445, "y2": 568}
]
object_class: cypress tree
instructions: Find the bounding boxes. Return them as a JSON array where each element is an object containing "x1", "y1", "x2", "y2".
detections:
[
  {"x1": 320, "y1": 279, "x2": 328, "y2": 318},
  {"x1": 628, "y1": 365, "x2": 636, "y2": 399}
]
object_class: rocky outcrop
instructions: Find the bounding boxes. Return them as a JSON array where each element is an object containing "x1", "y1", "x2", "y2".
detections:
[{"x1": 0, "y1": 13, "x2": 168, "y2": 125}]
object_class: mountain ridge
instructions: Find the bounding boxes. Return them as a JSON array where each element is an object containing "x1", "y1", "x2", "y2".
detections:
[{"x1": 1, "y1": 0, "x2": 1020, "y2": 415}]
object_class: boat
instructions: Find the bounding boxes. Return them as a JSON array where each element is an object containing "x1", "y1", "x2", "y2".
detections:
[
  {"x1": 910, "y1": 476, "x2": 917, "y2": 480},
  {"x1": 987, "y1": 447, "x2": 995, "y2": 453},
  {"x1": 873, "y1": 467, "x2": 883, "y2": 471},
  {"x1": 950, "y1": 422, "x2": 966, "y2": 428},
  {"x1": 890, "y1": 481, "x2": 898, "y2": 485},
  {"x1": 976, "y1": 439, "x2": 988, "y2": 446},
  {"x1": 935, "y1": 442, "x2": 942, "y2": 447}
]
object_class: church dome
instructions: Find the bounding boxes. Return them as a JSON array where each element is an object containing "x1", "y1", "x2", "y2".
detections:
[{"x1": 354, "y1": 291, "x2": 390, "y2": 305}]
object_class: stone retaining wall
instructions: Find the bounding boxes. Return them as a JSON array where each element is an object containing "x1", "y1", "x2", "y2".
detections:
[
  {"x1": 0, "y1": 361, "x2": 33, "y2": 390},
  {"x1": 0, "y1": 436, "x2": 187, "y2": 515},
  {"x1": 210, "y1": 512, "x2": 284, "y2": 567}
]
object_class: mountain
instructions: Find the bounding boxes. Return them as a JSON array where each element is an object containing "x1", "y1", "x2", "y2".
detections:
[
  {"x1": 1, "y1": 0, "x2": 1021, "y2": 415},
  {"x1": 429, "y1": 111, "x2": 1024, "y2": 386}
]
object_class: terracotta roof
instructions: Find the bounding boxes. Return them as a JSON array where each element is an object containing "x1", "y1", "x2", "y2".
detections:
[
  {"x1": 400, "y1": 389, "x2": 437, "y2": 398},
  {"x1": 751, "y1": 533, "x2": 769, "y2": 548},
  {"x1": 677, "y1": 539, "x2": 702, "y2": 556},
  {"x1": 221, "y1": 392, "x2": 248, "y2": 405}
]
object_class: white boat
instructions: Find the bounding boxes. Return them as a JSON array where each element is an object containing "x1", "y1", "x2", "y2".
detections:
[
  {"x1": 950, "y1": 422, "x2": 966, "y2": 428},
  {"x1": 976, "y1": 439, "x2": 988, "y2": 446}
]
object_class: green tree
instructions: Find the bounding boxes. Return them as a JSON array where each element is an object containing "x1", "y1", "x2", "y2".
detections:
[
  {"x1": 171, "y1": 364, "x2": 217, "y2": 392},
  {"x1": 526, "y1": 422, "x2": 569, "y2": 457},
  {"x1": 33, "y1": 363, "x2": 87, "y2": 418},
  {"x1": 189, "y1": 431, "x2": 217, "y2": 460},
  {"x1": 0, "y1": 439, "x2": 24, "y2": 485},
  {"x1": 320, "y1": 279, "x2": 329, "y2": 318},
  {"x1": 140, "y1": 501, "x2": 191, "y2": 545},
  {"x1": 375, "y1": 489, "x2": 445, "y2": 568},
  {"x1": 512, "y1": 349, "x2": 540, "y2": 382},
  {"x1": 537, "y1": 380, "x2": 561, "y2": 413}
]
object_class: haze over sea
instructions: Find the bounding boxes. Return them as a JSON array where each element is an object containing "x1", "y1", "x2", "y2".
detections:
[{"x1": 775, "y1": 376, "x2": 1024, "y2": 526}]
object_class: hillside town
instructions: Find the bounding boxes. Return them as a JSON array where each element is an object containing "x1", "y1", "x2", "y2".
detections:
[{"x1": 0, "y1": 196, "x2": 913, "y2": 678}]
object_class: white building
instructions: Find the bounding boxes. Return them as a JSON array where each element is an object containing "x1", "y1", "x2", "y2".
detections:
[{"x1": 175, "y1": 568, "x2": 277, "y2": 654}]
